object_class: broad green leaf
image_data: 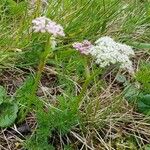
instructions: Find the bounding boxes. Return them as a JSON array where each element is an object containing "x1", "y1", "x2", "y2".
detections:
[
  {"x1": 139, "y1": 94, "x2": 150, "y2": 106},
  {"x1": 0, "y1": 102, "x2": 18, "y2": 127},
  {"x1": 137, "y1": 100, "x2": 150, "y2": 114},
  {"x1": 124, "y1": 84, "x2": 139, "y2": 102},
  {"x1": 0, "y1": 86, "x2": 7, "y2": 105}
]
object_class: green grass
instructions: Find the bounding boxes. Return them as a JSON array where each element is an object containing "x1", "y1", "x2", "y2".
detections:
[{"x1": 0, "y1": 0, "x2": 150, "y2": 150}]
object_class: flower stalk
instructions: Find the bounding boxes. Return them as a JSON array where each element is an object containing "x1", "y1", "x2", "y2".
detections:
[
  {"x1": 31, "y1": 36, "x2": 52, "y2": 96},
  {"x1": 20, "y1": 36, "x2": 52, "y2": 120},
  {"x1": 84, "y1": 56, "x2": 90, "y2": 79}
]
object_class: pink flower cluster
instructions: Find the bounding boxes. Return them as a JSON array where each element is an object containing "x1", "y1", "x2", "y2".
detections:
[
  {"x1": 32, "y1": 16, "x2": 65, "y2": 37},
  {"x1": 72, "y1": 40, "x2": 92, "y2": 55}
]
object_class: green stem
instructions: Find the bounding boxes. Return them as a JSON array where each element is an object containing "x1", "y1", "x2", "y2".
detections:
[
  {"x1": 22, "y1": 36, "x2": 51, "y2": 118},
  {"x1": 32, "y1": 36, "x2": 51, "y2": 95},
  {"x1": 84, "y1": 56, "x2": 90, "y2": 79},
  {"x1": 18, "y1": 36, "x2": 53, "y2": 122},
  {"x1": 76, "y1": 69, "x2": 100, "y2": 107},
  {"x1": 35, "y1": 0, "x2": 42, "y2": 17}
]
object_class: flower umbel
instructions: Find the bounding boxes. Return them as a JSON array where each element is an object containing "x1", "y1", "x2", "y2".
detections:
[
  {"x1": 73, "y1": 40, "x2": 93, "y2": 55},
  {"x1": 32, "y1": 16, "x2": 65, "y2": 37},
  {"x1": 88, "y1": 36, "x2": 135, "y2": 73},
  {"x1": 32, "y1": 16, "x2": 48, "y2": 33}
]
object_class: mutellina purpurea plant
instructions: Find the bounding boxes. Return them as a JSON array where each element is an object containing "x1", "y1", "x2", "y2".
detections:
[{"x1": 18, "y1": 16, "x2": 65, "y2": 121}]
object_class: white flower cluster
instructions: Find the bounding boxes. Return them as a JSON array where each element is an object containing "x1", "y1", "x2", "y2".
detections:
[
  {"x1": 32, "y1": 17, "x2": 65, "y2": 37},
  {"x1": 89, "y1": 36, "x2": 135, "y2": 73}
]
